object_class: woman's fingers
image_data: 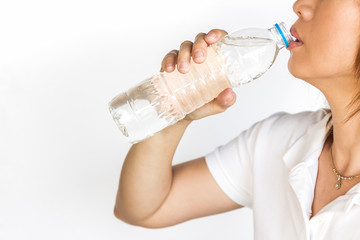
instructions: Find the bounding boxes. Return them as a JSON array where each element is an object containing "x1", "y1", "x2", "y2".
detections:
[
  {"x1": 191, "y1": 29, "x2": 228, "y2": 64},
  {"x1": 160, "y1": 29, "x2": 228, "y2": 74},
  {"x1": 159, "y1": 28, "x2": 232, "y2": 121},
  {"x1": 160, "y1": 50, "x2": 179, "y2": 73},
  {"x1": 177, "y1": 41, "x2": 193, "y2": 74},
  {"x1": 192, "y1": 33, "x2": 207, "y2": 64},
  {"x1": 204, "y1": 29, "x2": 228, "y2": 45}
]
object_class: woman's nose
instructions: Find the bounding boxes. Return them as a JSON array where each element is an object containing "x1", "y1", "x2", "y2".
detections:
[{"x1": 293, "y1": 0, "x2": 314, "y2": 21}]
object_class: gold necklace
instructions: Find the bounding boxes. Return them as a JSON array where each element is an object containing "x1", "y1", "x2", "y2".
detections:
[{"x1": 330, "y1": 146, "x2": 360, "y2": 190}]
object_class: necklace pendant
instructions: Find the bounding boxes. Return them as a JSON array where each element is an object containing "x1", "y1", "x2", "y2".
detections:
[{"x1": 335, "y1": 176, "x2": 342, "y2": 190}]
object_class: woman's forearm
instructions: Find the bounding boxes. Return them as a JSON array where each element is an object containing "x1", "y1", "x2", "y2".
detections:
[{"x1": 114, "y1": 119, "x2": 192, "y2": 224}]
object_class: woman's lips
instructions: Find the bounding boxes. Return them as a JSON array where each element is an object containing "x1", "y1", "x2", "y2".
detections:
[
  {"x1": 287, "y1": 40, "x2": 304, "y2": 50},
  {"x1": 288, "y1": 26, "x2": 304, "y2": 50}
]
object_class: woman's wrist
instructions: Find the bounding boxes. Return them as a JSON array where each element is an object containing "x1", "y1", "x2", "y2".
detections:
[{"x1": 161, "y1": 118, "x2": 192, "y2": 136}]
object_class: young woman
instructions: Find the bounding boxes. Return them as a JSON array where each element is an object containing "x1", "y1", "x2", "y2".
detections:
[{"x1": 114, "y1": 0, "x2": 360, "y2": 238}]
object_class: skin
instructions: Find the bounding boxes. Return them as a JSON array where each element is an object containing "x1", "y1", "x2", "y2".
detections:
[
  {"x1": 289, "y1": 0, "x2": 360, "y2": 177},
  {"x1": 114, "y1": 0, "x2": 360, "y2": 227},
  {"x1": 159, "y1": 30, "x2": 236, "y2": 121},
  {"x1": 290, "y1": 0, "x2": 360, "y2": 218},
  {"x1": 114, "y1": 29, "x2": 239, "y2": 228}
]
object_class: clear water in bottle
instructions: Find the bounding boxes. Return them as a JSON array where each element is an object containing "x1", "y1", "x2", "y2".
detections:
[{"x1": 109, "y1": 23, "x2": 293, "y2": 143}]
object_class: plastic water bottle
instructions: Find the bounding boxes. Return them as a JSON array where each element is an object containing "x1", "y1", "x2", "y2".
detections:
[{"x1": 109, "y1": 22, "x2": 293, "y2": 144}]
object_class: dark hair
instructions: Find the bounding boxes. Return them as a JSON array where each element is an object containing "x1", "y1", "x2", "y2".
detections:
[
  {"x1": 322, "y1": 40, "x2": 360, "y2": 137},
  {"x1": 342, "y1": 39, "x2": 360, "y2": 122},
  {"x1": 323, "y1": 108, "x2": 333, "y2": 139}
]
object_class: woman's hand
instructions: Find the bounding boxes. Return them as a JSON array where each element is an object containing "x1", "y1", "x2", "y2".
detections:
[{"x1": 160, "y1": 29, "x2": 236, "y2": 121}]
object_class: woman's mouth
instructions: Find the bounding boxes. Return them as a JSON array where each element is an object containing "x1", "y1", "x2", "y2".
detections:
[{"x1": 288, "y1": 26, "x2": 304, "y2": 50}]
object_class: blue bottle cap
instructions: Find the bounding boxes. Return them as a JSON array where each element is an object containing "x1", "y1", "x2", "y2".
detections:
[{"x1": 275, "y1": 23, "x2": 289, "y2": 48}]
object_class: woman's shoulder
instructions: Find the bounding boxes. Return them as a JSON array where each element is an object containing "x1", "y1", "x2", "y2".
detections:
[
  {"x1": 266, "y1": 108, "x2": 330, "y2": 126},
  {"x1": 252, "y1": 108, "x2": 331, "y2": 140}
]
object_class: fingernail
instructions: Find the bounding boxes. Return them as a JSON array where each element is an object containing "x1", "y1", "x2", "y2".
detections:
[
  {"x1": 194, "y1": 50, "x2": 204, "y2": 61},
  {"x1": 206, "y1": 32, "x2": 217, "y2": 40},
  {"x1": 165, "y1": 63, "x2": 173, "y2": 71},
  {"x1": 224, "y1": 94, "x2": 234, "y2": 106},
  {"x1": 179, "y1": 61, "x2": 189, "y2": 71}
]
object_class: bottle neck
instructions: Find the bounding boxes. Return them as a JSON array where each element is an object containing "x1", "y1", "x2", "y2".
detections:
[{"x1": 269, "y1": 22, "x2": 294, "y2": 49}]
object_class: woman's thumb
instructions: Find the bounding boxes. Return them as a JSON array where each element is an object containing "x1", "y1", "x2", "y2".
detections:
[
  {"x1": 213, "y1": 88, "x2": 236, "y2": 112},
  {"x1": 219, "y1": 88, "x2": 236, "y2": 106},
  {"x1": 183, "y1": 88, "x2": 236, "y2": 121}
]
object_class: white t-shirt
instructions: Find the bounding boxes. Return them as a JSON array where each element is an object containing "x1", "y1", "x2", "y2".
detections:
[{"x1": 205, "y1": 109, "x2": 360, "y2": 240}]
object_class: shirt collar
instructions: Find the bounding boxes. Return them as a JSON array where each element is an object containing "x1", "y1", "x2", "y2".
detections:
[
  {"x1": 344, "y1": 181, "x2": 360, "y2": 211},
  {"x1": 282, "y1": 109, "x2": 332, "y2": 171},
  {"x1": 282, "y1": 109, "x2": 360, "y2": 216},
  {"x1": 282, "y1": 109, "x2": 332, "y2": 220}
]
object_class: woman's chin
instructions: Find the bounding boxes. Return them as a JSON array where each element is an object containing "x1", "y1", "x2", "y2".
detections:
[
  {"x1": 288, "y1": 63, "x2": 300, "y2": 79},
  {"x1": 288, "y1": 60, "x2": 308, "y2": 80}
]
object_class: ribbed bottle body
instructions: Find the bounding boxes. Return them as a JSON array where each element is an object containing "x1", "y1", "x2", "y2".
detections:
[
  {"x1": 109, "y1": 23, "x2": 293, "y2": 143},
  {"x1": 152, "y1": 44, "x2": 232, "y2": 118},
  {"x1": 109, "y1": 44, "x2": 231, "y2": 143}
]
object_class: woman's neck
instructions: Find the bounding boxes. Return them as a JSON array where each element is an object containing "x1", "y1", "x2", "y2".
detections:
[{"x1": 324, "y1": 86, "x2": 360, "y2": 177}]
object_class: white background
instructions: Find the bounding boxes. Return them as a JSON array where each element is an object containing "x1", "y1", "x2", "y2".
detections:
[{"x1": 0, "y1": 0, "x2": 327, "y2": 239}]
